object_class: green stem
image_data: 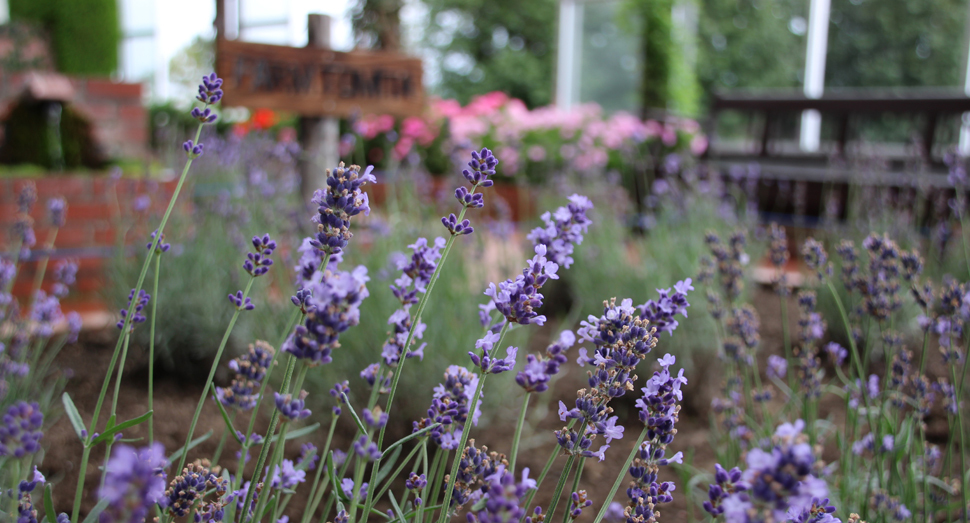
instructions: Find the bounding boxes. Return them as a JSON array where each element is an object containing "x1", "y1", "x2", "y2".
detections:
[
  {"x1": 70, "y1": 447, "x2": 91, "y2": 523},
  {"x1": 149, "y1": 254, "x2": 160, "y2": 445},
  {"x1": 241, "y1": 355, "x2": 298, "y2": 521},
  {"x1": 437, "y1": 372, "x2": 490, "y2": 523},
  {"x1": 562, "y1": 459, "x2": 586, "y2": 523},
  {"x1": 303, "y1": 415, "x2": 339, "y2": 523},
  {"x1": 211, "y1": 430, "x2": 229, "y2": 468},
  {"x1": 522, "y1": 419, "x2": 579, "y2": 511},
  {"x1": 70, "y1": 120, "x2": 206, "y2": 523},
  {"x1": 174, "y1": 275, "x2": 255, "y2": 474},
  {"x1": 591, "y1": 429, "x2": 647, "y2": 523},
  {"x1": 419, "y1": 447, "x2": 445, "y2": 523},
  {"x1": 374, "y1": 438, "x2": 427, "y2": 504},
  {"x1": 545, "y1": 456, "x2": 576, "y2": 522},
  {"x1": 509, "y1": 393, "x2": 532, "y2": 473},
  {"x1": 950, "y1": 363, "x2": 968, "y2": 521}
]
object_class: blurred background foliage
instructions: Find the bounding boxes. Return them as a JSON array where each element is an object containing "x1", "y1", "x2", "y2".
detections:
[{"x1": 9, "y1": 0, "x2": 120, "y2": 75}]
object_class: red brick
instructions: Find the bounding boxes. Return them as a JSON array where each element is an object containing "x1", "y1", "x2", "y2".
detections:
[
  {"x1": 77, "y1": 258, "x2": 104, "y2": 271},
  {"x1": 68, "y1": 203, "x2": 112, "y2": 220},
  {"x1": 76, "y1": 275, "x2": 104, "y2": 293},
  {"x1": 85, "y1": 79, "x2": 142, "y2": 100},
  {"x1": 37, "y1": 226, "x2": 91, "y2": 248},
  {"x1": 34, "y1": 176, "x2": 91, "y2": 200},
  {"x1": 119, "y1": 104, "x2": 146, "y2": 121},
  {"x1": 0, "y1": 179, "x2": 12, "y2": 202},
  {"x1": 74, "y1": 102, "x2": 118, "y2": 121},
  {"x1": 93, "y1": 227, "x2": 117, "y2": 245}
]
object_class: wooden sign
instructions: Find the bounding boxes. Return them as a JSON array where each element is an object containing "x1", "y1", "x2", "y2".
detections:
[{"x1": 216, "y1": 38, "x2": 424, "y2": 118}]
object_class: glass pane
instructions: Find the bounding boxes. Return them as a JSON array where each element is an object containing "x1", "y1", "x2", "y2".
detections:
[{"x1": 578, "y1": 0, "x2": 641, "y2": 114}]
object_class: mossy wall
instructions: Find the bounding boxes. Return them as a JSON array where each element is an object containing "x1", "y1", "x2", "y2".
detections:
[{"x1": 9, "y1": 0, "x2": 120, "y2": 76}]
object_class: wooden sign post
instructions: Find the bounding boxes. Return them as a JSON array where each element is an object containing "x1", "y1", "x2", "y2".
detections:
[{"x1": 215, "y1": 14, "x2": 425, "y2": 201}]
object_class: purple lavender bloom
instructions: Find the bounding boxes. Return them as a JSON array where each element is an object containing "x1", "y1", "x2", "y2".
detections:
[
  {"x1": 379, "y1": 237, "x2": 443, "y2": 366},
  {"x1": 197, "y1": 73, "x2": 224, "y2": 104},
  {"x1": 18, "y1": 182, "x2": 37, "y2": 213},
  {"x1": 190, "y1": 107, "x2": 218, "y2": 124},
  {"x1": 283, "y1": 266, "x2": 370, "y2": 365},
  {"x1": 360, "y1": 363, "x2": 391, "y2": 393},
  {"x1": 515, "y1": 330, "x2": 575, "y2": 393},
  {"x1": 275, "y1": 391, "x2": 312, "y2": 420},
  {"x1": 636, "y1": 278, "x2": 693, "y2": 336},
  {"x1": 340, "y1": 479, "x2": 368, "y2": 501},
  {"x1": 441, "y1": 213, "x2": 473, "y2": 236},
  {"x1": 413, "y1": 365, "x2": 482, "y2": 449},
  {"x1": 52, "y1": 259, "x2": 78, "y2": 298},
  {"x1": 117, "y1": 288, "x2": 151, "y2": 331},
  {"x1": 267, "y1": 459, "x2": 306, "y2": 490},
  {"x1": 243, "y1": 233, "x2": 277, "y2": 277},
  {"x1": 215, "y1": 341, "x2": 274, "y2": 411},
  {"x1": 825, "y1": 342, "x2": 847, "y2": 366},
  {"x1": 465, "y1": 468, "x2": 533, "y2": 523},
  {"x1": 297, "y1": 443, "x2": 320, "y2": 471},
  {"x1": 146, "y1": 230, "x2": 171, "y2": 254},
  {"x1": 47, "y1": 197, "x2": 67, "y2": 227},
  {"x1": 182, "y1": 139, "x2": 204, "y2": 158},
  {"x1": 633, "y1": 354, "x2": 686, "y2": 462},
  {"x1": 362, "y1": 407, "x2": 389, "y2": 428},
  {"x1": 353, "y1": 435, "x2": 382, "y2": 461},
  {"x1": 164, "y1": 460, "x2": 226, "y2": 517},
  {"x1": 66, "y1": 311, "x2": 82, "y2": 343},
  {"x1": 801, "y1": 238, "x2": 831, "y2": 279},
  {"x1": 484, "y1": 244, "x2": 560, "y2": 326},
  {"x1": 228, "y1": 290, "x2": 255, "y2": 310},
  {"x1": 468, "y1": 331, "x2": 518, "y2": 374},
  {"x1": 98, "y1": 442, "x2": 168, "y2": 523},
  {"x1": 708, "y1": 420, "x2": 839, "y2": 523},
  {"x1": 290, "y1": 286, "x2": 313, "y2": 314},
  {"x1": 310, "y1": 163, "x2": 376, "y2": 255},
  {"x1": 525, "y1": 194, "x2": 594, "y2": 269},
  {"x1": 767, "y1": 355, "x2": 787, "y2": 380},
  {"x1": 0, "y1": 401, "x2": 44, "y2": 457},
  {"x1": 405, "y1": 472, "x2": 427, "y2": 491},
  {"x1": 30, "y1": 291, "x2": 62, "y2": 338}
]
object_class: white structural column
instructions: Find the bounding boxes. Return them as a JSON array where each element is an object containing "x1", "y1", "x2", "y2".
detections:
[
  {"x1": 0, "y1": 0, "x2": 8, "y2": 24},
  {"x1": 960, "y1": 35, "x2": 970, "y2": 155},
  {"x1": 799, "y1": 0, "x2": 831, "y2": 152},
  {"x1": 556, "y1": 0, "x2": 583, "y2": 111}
]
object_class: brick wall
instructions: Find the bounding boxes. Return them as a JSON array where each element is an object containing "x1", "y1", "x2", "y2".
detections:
[
  {"x1": 0, "y1": 74, "x2": 147, "y2": 160},
  {"x1": 1, "y1": 174, "x2": 183, "y2": 313}
]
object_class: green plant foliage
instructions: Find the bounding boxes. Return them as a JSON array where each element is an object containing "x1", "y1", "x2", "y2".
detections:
[
  {"x1": 825, "y1": 0, "x2": 965, "y2": 89},
  {"x1": 422, "y1": 0, "x2": 557, "y2": 108},
  {"x1": 0, "y1": 99, "x2": 106, "y2": 169},
  {"x1": 695, "y1": 0, "x2": 806, "y2": 97},
  {"x1": 10, "y1": 0, "x2": 120, "y2": 75}
]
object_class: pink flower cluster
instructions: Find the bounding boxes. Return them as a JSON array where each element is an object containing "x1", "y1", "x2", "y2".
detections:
[{"x1": 354, "y1": 91, "x2": 707, "y2": 176}]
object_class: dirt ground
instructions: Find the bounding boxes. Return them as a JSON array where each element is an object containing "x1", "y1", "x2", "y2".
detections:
[{"x1": 39, "y1": 285, "x2": 954, "y2": 522}]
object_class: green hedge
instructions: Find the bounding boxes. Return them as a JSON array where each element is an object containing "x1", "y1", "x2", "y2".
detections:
[{"x1": 10, "y1": 0, "x2": 120, "y2": 76}]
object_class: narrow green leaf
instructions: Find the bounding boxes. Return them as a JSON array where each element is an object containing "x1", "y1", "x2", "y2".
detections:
[
  {"x1": 269, "y1": 423, "x2": 320, "y2": 444},
  {"x1": 375, "y1": 446, "x2": 402, "y2": 486},
  {"x1": 92, "y1": 410, "x2": 153, "y2": 445},
  {"x1": 81, "y1": 497, "x2": 110, "y2": 523},
  {"x1": 167, "y1": 430, "x2": 213, "y2": 463},
  {"x1": 61, "y1": 392, "x2": 86, "y2": 442},
  {"x1": 105, "y1": 414, "x2": 116, "y2": 431},
  {"x1": 388, "y1": 490, "x2": 407, "y2": 523},
  {"x1": 210, "y1": 383, "x2": 242, "y2": 443},
  {"x1": 340, "y1": 393, "x2": 368, "y2": 435},
  {"x1": 43, "y1": 483, "x2": 55, "y2": 522},
  {"x1": 381, "y1": 423, "x2": 439, "y2": 459},
  {"x1": 328, "y1": 452, "x2": 344, "y2": 501}
]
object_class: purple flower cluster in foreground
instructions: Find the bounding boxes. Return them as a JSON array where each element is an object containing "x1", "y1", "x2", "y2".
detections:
[
  {"x1": 413, "y1": 365, "x2": 482, "y2": 450},
  {"x1": 117, "y1": 288, "x2": 151, "y2": 331},
  {"x1": 0, "y1": 401, "x2": 44, "y2": 457},
  {"x1": 525, "y1": 194, "x2": 593, "y2": 269},
  {"x1": 380, "y1": 237, "x2": 445, "y2": 367},
  {"x1": 98, "y1": 443, "x2": 168, "y2": 523},
  {"x1": 243, "y1": 233, "x2": 277, "y2": 277},
  {"x1": 310, "y1": 163, "x2": 376, "y2": 254},
  {"x1": 275, "y1": 390, "x2": 312, "y2": 420},
  {"x1": 704, "y1": 420, "x2": 841, "y2": 523},
  {"x1": 283, "y1": 265, "x2": 370, "y2": 366},
  {"x1": 215, "y1": 341, "x2": 275, "y2": 411},
  {"x1": 441, "y1": 148, "x2": 497, "y2": 236},
  {"x1": 515, "y1": 330, "x2": 575, "y2": 393}
]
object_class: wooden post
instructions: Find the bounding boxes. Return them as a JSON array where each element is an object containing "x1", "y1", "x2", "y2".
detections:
[{"x1": 299, "y1": 14, "x2": 340, "y2": 205}]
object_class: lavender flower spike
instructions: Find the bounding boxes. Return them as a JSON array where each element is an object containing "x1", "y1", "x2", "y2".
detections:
[
  {"x1": 0, "y1": 401, "x2": 44, "y2": 457},
  {"x1": 228, "y1": 290, "x2": 254, "y2": 311},
  {"x1": 117, "y1": 289, "x2": 151, "y2": 331},
  {"x1": 98, "y1": 442, "x2": 168, "y2": 523},
  {"x1": 310, "y1": 163, "x2": 376, "y2": 254},
  {"x1": 526, "y1": 194, "x2": 594, "y2": 269},
  {"x1": 243, "y1": 233, "x2": 277, "y2": 277}
]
